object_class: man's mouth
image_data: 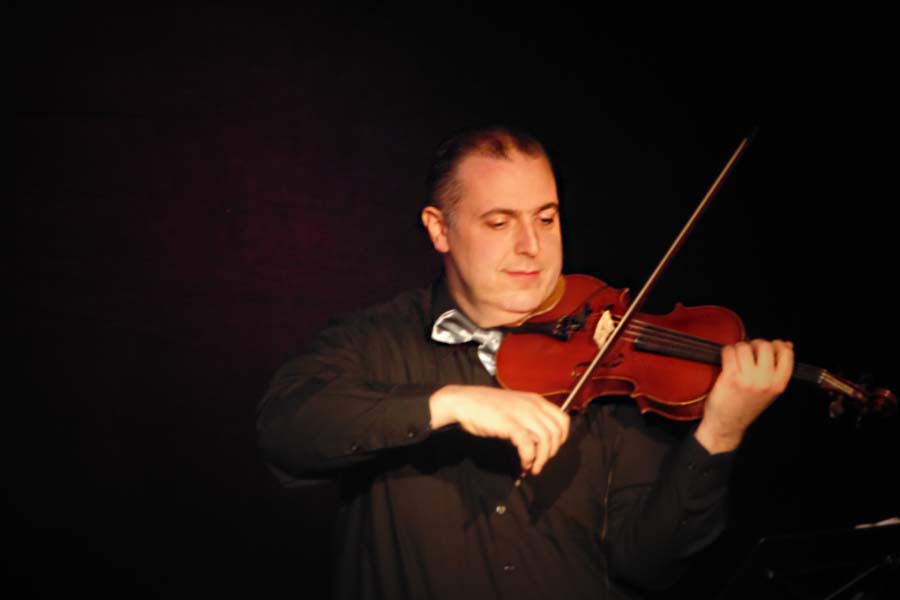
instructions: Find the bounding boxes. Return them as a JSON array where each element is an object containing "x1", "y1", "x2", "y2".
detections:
[{"x1": 505, "y1": 269, "x2": 540, "y2": 278}]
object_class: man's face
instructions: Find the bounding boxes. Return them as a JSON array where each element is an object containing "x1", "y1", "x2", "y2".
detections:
[{"x1": 423, "y1": 150, "x2": 563, "y2": 328}]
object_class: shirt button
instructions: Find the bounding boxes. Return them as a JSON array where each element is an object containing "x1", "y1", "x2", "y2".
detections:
[
  {"x1": 349, "y1": 442, "x2": 359, "y2": 453},
  {"x1": 503, "y1": 562, "x2": 516, "y2": 572},
  {"x1": 407, "y1": 428, "x2": 417, "y2": 439},
  {"x1": 495, "y1": 504, "x2": 507, "y2": 515}
]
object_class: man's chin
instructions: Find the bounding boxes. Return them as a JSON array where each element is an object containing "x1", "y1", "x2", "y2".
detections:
[{"x1": 498, "y1": 294, "x2": 547, "y2": 320}]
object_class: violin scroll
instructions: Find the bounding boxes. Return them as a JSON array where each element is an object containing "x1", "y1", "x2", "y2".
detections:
[{"x1": 824, "y1": 373, "x2": 898, "y2": 419}]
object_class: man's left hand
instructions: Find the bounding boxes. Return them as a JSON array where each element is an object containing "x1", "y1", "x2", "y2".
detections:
[{"x1": 695, "y1": 339, "x2": 794, "y2": 454}]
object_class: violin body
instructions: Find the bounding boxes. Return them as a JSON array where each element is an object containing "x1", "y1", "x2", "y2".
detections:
[
  {"x1": 496, "y1": 274, "x2": 896, "y2": 421},
  {"x1": 496, "y1": 274, "x2": 746, "y2": 420}
]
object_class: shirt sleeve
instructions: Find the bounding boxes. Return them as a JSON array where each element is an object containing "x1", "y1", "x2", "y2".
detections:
[
  {"x1": 256, "y1": 312, "x2": 442, "y2": 483},
  {"x1": 601, "y1": 402, "x2": 735, "y2": 590}
]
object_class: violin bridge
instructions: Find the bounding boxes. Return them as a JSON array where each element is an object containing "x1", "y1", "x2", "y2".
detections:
[{"x1": 593, "y1": 310, "x2": 615, "y2": 350}]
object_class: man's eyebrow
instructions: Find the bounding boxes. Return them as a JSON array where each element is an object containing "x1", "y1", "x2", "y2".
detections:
[
  {"x1": 478, "y1": 203, "x2": 559, "y2": 219},
  {"x1": 479, "y1": 208, "x2": 517, "y2": 219}
]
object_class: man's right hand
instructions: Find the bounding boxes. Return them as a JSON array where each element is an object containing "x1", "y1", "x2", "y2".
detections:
[{"x1": 429, "y1": 385, "x2": 570, "y2": 475}]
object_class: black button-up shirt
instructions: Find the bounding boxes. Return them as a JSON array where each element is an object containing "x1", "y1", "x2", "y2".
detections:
[{"x1": 258, "y1": 279, "x2": 734, "y2": 599}]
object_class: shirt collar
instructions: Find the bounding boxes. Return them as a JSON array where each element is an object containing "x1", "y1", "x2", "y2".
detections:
[{"x1": 428, "y1": 273, "x2": 458, "y2": 333}]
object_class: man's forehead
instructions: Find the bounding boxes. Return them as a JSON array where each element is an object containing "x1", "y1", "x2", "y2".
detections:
[{"x1": 455, "y1": 151, "x2": 557, "y2": 211}]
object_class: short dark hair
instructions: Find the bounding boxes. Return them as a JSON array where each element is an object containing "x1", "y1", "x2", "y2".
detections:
[{"x1": 426, "y1": 125, "x2": 549, "y2": 220}]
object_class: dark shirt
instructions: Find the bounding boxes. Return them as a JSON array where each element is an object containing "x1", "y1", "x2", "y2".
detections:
[{"x1": 257, "y1": 279, "x2": 734, "y2": 599}]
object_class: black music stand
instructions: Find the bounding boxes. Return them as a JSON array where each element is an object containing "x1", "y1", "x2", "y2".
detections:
[{"x1": 717, "y1": 522, "x2": 899, "y2": 599}]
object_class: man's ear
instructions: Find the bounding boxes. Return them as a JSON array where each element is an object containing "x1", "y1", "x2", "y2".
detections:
[{"x1": 421, "y1": 205, "x2": 450, "y2": 254}]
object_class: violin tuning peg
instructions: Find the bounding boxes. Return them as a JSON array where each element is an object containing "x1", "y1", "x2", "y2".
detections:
[{"x1": 828, "y1": 396, "x2": 846, "y2": 419}]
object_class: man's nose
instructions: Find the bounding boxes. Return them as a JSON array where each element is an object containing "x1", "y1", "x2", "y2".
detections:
[{"x1": 515, "y1": 222, "x2": 540, "y2": 256}]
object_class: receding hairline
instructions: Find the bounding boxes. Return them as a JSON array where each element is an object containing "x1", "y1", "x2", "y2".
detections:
[
  {"x1": 464, "y1": 131, "x2": 546, "y2": 161},
  {"x1": 427, "y1": 127, "x2": 551, "y2": 219}
]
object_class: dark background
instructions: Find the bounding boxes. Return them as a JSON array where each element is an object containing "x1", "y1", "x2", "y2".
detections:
[{"x1": 10, "y1": 3, "x2": 898, "y2": 598}]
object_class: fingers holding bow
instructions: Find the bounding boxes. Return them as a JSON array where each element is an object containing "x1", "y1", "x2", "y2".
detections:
[{"x1": 429, "y1": 384, "x2": 570, "y2": 475}]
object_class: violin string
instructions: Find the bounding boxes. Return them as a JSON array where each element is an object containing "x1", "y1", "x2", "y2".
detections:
[
  {"x1": 612, "y1": 318, "x2": 723, "y2": 363},
  {"x1": 618, "y1": 333, "x2": 721, "y2": 364},
  {"x1": 628, "y1": 322, "x2": 721, "y2": 352},
  {"x1": 795, "y1": 363, "x2": 826, "y2": 384},
  {"x1": 819, "y1": 372, "x2": 862, "y2": 398},
  {"x1": 611, "y1": 315, "x2": 723, "y2": 348},
  {"x1": 610, "y1": 317, "x2": 823, "y2": 384}
]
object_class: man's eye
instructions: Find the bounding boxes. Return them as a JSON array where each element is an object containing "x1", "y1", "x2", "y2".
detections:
[
  {"x1": 487, "y1": 220, "x2": 508, "y2": 229},
  {"x1": 539, "y1": 214, "x2": 556, "y2": 225}
]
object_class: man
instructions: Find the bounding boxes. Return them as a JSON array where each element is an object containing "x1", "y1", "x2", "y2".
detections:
[{"x1": 257, "y1": 126, "x2": 793, "y2": 599}]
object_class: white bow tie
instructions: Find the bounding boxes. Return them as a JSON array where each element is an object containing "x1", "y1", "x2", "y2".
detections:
[{"x1": 431, "y1": 309, "x2": 504, "y2": 376}]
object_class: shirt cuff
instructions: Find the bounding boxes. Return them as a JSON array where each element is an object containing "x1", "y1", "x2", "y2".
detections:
[
  {"x1": 677, "y1": 432, "x2": 736, "y2": 499},
  {"x1": 374, "y1": 383, "x2": 441, "y2": 449}
]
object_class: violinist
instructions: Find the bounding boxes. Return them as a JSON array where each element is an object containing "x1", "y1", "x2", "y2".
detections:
[{"x1": 256, "y1": 125, "x2": 795, "y2": 599}]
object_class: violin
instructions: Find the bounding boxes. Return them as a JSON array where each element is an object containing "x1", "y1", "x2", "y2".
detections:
[
  {"x1": 496, "y1": 134, "x2": 896, "y2": 422},
  {"x1": 495, "y1": 274, "x2": 897, "y2": 420}
]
